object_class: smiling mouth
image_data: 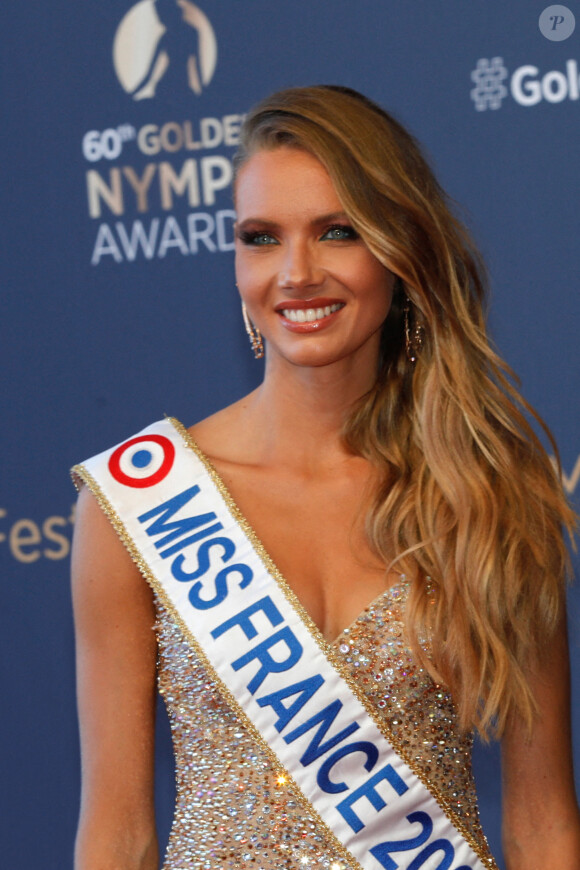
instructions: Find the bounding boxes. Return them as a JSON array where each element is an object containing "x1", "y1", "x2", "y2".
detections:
[{"x1": 279, "y1": 303, "x2": 344, "y2": 323}]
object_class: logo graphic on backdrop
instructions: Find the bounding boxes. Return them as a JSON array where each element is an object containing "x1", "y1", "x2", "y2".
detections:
[
  {"x1": 471, "y1": 57, "x2": 580, "y2": 110},
  {"x1": 80, "y1": 1, "x2": 246, "y2": 265},
  {"x1": 113, "y1": 0, "x2": 217, "y2": 99},
  {"x1": 470, "y1": 58, "x2": 509, "y2": 110},
  {"x1": 539, "y1": 5, "x2": 576, "y2": 41}
]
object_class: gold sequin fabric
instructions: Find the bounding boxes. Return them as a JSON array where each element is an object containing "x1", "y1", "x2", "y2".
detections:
[{"x1": 156, "y1": 580, "x2": 496, "y2": 869}]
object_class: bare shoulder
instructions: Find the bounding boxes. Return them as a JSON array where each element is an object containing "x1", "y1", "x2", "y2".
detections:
[
  {"x1": 72, "y1": 484, "x2": 140, "y2": 583},
  {"x1": 188, "y1": 390, "x2": 260, "y2": 464},
  {"x1": 71, "y1": 484, "x2": 155, "y2": 636}
]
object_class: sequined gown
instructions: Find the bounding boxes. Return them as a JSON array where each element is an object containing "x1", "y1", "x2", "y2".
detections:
[{"x1": 155, "y1": 578, "x2": 497, "y2": 869}]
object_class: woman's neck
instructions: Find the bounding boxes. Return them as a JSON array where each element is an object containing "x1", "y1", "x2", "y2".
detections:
[{"x1": 240, "y1": 354, "x2": 377, "y2": 471}]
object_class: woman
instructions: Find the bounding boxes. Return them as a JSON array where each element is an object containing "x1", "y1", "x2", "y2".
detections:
[{"x1": 71, "y1": 86, "x2": 580, "y2": 869}]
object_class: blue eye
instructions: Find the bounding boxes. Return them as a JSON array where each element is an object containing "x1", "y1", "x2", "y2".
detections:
[
  {"x1": 321, "y1": 224, "x2": 359, "y2": 241},
  {"x1": 238, "y1": 230, "x2": 278, "y2": 246}
]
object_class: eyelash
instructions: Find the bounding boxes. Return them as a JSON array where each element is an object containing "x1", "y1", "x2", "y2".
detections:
[
  {"x1": 237, "y1": 230, "x2": 277, "y2": 246},
  {"x1": 322, "y1": 224, "x2": 359, "y2": 241},
  {"x1": 237, "y1": 224, "x2": 359, "y2": 246}
]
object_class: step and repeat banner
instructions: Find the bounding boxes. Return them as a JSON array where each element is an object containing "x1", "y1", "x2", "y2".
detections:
[{"x1": 2, "y1": 2, "x2": 579, "y2": 866}]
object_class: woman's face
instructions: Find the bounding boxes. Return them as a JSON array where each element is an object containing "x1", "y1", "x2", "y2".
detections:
[{"x1": 234, "y1": 147, "x2": 394, "y2": 371}]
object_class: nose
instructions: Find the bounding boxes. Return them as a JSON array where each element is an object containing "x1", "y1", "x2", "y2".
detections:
[{"x1": 277, "y1": 240, "x2": 324, "y2": 292}]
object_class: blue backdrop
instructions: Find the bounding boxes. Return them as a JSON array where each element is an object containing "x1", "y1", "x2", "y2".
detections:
[{"x1": 2, "y1": 2, "x2": 579, "y2": 867}]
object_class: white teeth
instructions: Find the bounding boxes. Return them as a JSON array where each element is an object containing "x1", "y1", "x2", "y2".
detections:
[{"x1": 281, "y1": 303, "x2": 342, "y2": 322}]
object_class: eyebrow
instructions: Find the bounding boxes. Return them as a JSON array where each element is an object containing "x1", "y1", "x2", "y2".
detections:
[{"x1": 236, "y1": 211, "x2": 350, "y2": 232}]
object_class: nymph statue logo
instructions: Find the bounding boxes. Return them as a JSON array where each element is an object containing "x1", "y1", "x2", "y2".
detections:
[{"x1": 113, "y1": 0, "x2": 217, "y2": 100}]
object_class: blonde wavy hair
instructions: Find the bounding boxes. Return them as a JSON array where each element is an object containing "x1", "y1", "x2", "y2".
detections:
[{"x1": 234, "y1": 85, "x2": 575, "y2": 738}]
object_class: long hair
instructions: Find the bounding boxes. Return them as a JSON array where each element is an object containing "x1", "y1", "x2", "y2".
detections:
[{"x1": 234, "y1": 85, "x2": 576, "y2": 737}]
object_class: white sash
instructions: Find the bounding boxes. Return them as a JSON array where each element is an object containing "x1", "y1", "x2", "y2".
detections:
[{"x1": 73, "y1": 418, "x2": 495, "y2": 870}]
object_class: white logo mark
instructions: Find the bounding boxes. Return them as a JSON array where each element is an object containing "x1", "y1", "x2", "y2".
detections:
[
  {"x1": 113, "y1": 0, "x2": 217, "y2": 100},
  {"x1": 539, "y1": 5, "x2": 576, "y2": 41},
  {"x1": 470, "y1": 58, "x2": 509, "y2": 111}
]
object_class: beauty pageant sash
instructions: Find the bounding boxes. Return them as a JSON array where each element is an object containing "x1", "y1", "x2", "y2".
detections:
[{"x1": 73, "y1": 418, "x2": 495, "y2": 870}]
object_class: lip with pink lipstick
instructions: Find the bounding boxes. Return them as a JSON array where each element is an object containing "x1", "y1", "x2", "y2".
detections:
[{"x1": 274, "y1": 298, "x2": 346, "y2": 333}]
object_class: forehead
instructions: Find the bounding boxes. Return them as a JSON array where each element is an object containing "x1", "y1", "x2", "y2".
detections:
[{"x1": 235, "y1": 147, "x2": 343, "y2": 218}]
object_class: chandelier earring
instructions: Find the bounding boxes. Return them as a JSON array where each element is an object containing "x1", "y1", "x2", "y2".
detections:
[
  {"x1": 241, "y1": 301, "x2": 264, "y2": 359},
  {"x1": 403, "y1": 297, "x2": 424, "y2": 364}
]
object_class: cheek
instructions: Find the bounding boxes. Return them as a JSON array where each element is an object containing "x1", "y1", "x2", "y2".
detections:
[
  {"x1": 369, "y1": 280, "x2": 395, "y2": 330},
  {"x1": 358, "y1": 262, "x2": 395, "y2": 310},
  {"x1": 235, "y1": 247, "x2": 272, "y2": 285},
  {"x1": 348, "y1": 247, "x2": 393, "y2": 285},
  {"x1": 234, "y1": 250, "x2": 257, "y2": 293},
  {"x1": 235, "y1": 262, "x2": 264, "y2": 301}
]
